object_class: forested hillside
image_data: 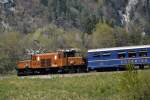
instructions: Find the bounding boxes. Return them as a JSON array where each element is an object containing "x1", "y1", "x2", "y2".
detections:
[{"x1": 0, "y1": 0, "x2": 150, "y2": 73}]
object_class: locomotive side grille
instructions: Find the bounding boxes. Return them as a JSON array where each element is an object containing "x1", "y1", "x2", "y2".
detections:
[{"x1": 41, "y1": 59, "x2": 51, "y2": 67}]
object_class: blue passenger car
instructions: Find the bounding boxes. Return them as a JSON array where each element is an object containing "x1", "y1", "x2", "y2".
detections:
[{"x1": 87, "y1": 45, "x2": 150, "y2": 70}]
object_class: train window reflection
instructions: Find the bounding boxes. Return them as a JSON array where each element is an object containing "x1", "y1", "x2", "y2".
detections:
[{"x1": 102, "y1": 52, "x2": 111, "y2": 57}]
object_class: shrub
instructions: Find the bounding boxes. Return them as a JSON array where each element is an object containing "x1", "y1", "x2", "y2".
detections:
[{"x1": 119, "y1": 64, "x2": 150, "y2": 100}]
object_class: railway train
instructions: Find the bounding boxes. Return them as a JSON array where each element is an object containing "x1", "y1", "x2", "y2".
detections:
[{"x1": 17, "y1": 45, "x2": 150, "y2": 76}]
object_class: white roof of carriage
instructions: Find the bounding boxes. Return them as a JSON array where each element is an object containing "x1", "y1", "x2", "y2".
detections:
[{"x1": 88, "y1": 45, "x2": 150, "y2": 52}]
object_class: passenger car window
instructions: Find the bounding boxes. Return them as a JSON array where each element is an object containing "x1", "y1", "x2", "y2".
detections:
[
  {"x1": 118, "y1": 51, "x2": 126, "y2": 59},
  {"x1": 128, "y1": 50, "x2": 136, "y2": 58},
  {"x1": 93, "y1": 52, "x2": 100, "y2": 57},
  {"x1": 139, "y1": 49, "x2": 147, "y2": 57}
]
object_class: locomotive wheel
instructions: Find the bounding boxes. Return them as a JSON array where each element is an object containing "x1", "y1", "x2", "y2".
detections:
[
  {"x1": 139, "y1": 65, "x2": 144, "y2": 69},
  {"x1": 33, "y1": 70, "x2": 40, "y2": 75},
  {"x1": 76, "y1": 68, "x2": 80, "y2": 73},
  {"x1": 24, "y1": 68, "x2": 33, "y2": 75},
  {"x1": 17, "y1": 69, "x2": 26, "y2": 76},
  {"x1": 17, "y1": 71, "x2": 24, "y2": 76}
]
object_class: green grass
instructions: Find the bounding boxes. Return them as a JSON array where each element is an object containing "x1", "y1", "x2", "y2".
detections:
[{"x1": 0, "y1": 70, "x2": 150, "y2": 100}]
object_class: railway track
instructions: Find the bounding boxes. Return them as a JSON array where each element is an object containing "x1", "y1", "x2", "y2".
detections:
[
  {"x1": 19, "y1": 69, "x2": 150, "y2": 79},
  {"x1": 1, "y1": 69, "x2": 148, "y2": 80},
  {"x1": 0, "y1": 72, "x2": 110, "y2": 80},
  {"x1": 21, "y1": 71, "x2": 122, "y2": 79}
]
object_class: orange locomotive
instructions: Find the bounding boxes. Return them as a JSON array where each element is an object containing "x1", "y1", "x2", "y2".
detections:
[{"x1": 17, "y1": 49, "x2": 86, "y2": 76}]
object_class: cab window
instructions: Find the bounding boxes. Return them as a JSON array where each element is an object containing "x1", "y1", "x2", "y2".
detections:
[{"x1": 64, "y1": 52, "x2": 75, "y2": 57}]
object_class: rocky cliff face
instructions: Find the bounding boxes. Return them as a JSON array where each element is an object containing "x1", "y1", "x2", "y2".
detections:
[
  {"x1": 0, "y1": 0, "x2": 149, "y2": 34},
  {"x1": 122, "y1": 0, "x2": 150, "y2": 32}
]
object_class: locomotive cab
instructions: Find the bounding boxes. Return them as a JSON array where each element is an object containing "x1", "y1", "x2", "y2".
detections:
[
  {"x1": 57, "y1": 49, "x2": 86, "y2": 72},
  {"x1": 58, "y1": 49, "x2": 86, "y2": 66},
  {"x1": 17, "y1": 49, "x2": 86, "y2": 76},
  {"x1": 63, "y1": 49, "x2": 76, "y2": 57}
]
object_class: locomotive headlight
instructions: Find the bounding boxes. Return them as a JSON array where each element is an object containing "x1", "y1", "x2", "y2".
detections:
[
  {"x1": 54, "y1": 55, "x2": 57, "y2": 60},
  {"x1": 37, "y1": 56, "x2": 40, "y2": 61}
]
